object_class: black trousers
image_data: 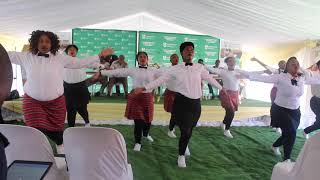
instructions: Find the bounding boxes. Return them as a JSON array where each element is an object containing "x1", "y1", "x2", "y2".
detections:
[
  {"x1": 270, "y1": 103, "x2": 280, "y2": 128},
  {"x1": 67, "y1": 104, "x2": 89, "y2": 127},
  {"x1": 169, "y1": 113, "x2": 176, "y2": 131},
  {"x1": 223, "y1": 108, "x2": 235, "y2": 130},
  {"x1": 0, "y1": 142, "x2": 6, "y2": 180},
  {"x1": 304, "y1": 96, "x2": 320, "y2": 134},
  {"x1": 64, "y1": 81, "x2": 90, "y2": 127},
  {"x1": 172, "y1": 93, "x2": 201, "y2": 155},
  {"x1": 134, "y1": 119, "x2": 151, "y2": 144},
  {"x1": 272, "y1": 104, "x2": 300, "y2": 160},
  {"x1": 38, "y1": 128, "x2": 64, "y2": 145}
]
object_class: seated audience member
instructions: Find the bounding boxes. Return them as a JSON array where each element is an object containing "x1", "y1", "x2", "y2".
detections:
[{"x1": 107, "y1": 55, "x2": 128, "y2": 97}]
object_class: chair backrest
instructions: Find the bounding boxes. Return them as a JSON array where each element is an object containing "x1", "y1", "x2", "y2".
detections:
[
  {"x1": 290, "y1": 132, "x2": 320, "y2": 180},
  {"x1": 63, "y1": 127, "x2": 129, "y2": 180},
  {"x1": 0, "y1": 124, "x2": 64, "y2": 180}
]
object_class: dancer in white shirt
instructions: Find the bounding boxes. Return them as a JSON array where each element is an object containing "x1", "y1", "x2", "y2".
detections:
[
  {"x1": 251, "y1": 58, "x2": 286, "y2": 134},
  {"x1": 99, "y1": 51, "x2": 161, "y2": 152},
  {"x1": 207, "y1": 57, "x2": 243, "y2": 138},
  {"x1": 165, "y1": 53, "x2": 179, "y2": 138},
  {"x1": 3, "y1": 30, "x2": 110, "y2": 154},
  {"x1": 64, "y1": 44, "x2": 95, "y2": 128},
  {"x1": 303, "y1": 61, "x2": 320, "y2": 139},
  {"x1": 240, "y1": 57, "x2": 320, "y2": 161},
  {"x1": 133, "y1": 42, "x2": 224, "y2": 167}
]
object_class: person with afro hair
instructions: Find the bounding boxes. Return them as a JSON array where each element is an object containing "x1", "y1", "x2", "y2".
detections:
[{"x1": 2, "y1": 30, "x2": 112, "y2": 154}]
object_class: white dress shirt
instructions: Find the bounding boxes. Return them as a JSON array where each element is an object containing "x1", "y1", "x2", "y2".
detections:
[
  {"x1": 207, "y1": 67, "x2": 240, "y2": 91},
  {"x1": 246, "y1": 72, "x2": 320, "y2": 109},
  {"x1": 144, "y1": 63, "x2": 223, "y2": 99},
  {"x1": 8, "y1": 52, "x2": 100, "y2": 101},
  {"x1": 64, "y1": 68, "x2": 87, "y2": 84},
  {"x1": 101, "y1": 67, "x2": 162, "y2": 93}
]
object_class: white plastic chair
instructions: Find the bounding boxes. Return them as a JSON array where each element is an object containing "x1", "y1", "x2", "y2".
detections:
[
  {"x1": 0, "y1": 124, "x2": 68, "y2": 180},
  {"x1": 63, "y1": 127, "x2": 133, "y2": 180},
  {"x1": 271, "y1": 132, "x2": 320, "y2": 180}
]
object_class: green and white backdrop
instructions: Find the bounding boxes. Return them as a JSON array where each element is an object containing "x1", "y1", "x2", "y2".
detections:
[{"x1": 72, "y1": 28, "x2": 221, "y2": 95}]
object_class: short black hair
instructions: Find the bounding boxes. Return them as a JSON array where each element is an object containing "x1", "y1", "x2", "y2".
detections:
[
  {"x1": 64, "y1": 44, "x2": 78, "y2": 54},
  {"x1": 179, "y1": 42, "x2": 194, "y2": 54},
  {"x1": 28, "y1": 30, "x2": 60, "y2": 55},
  {"x1": 136, "y1": 51, "x2": 148, "y2": 61}
]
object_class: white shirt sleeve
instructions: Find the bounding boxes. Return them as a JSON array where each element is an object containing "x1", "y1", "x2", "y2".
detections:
[
  {"x1": 248, "y1": 73, "x2": 279, "y2": 84},
  {"x1": 201, "y1": 69, "x2": 223, "y2": 90},
  {"x1": 266, "y1": 66, "x2": 279, "y2": 74},
  {"x1": 7, "y1": 51, "x2": 25, "y2": 65},
  {"x1": 305, "y1": 73, "x2": 320, "y2": 84},
  {"x1": 62, "y1": 55, "x2": 100, "y2": 69},
  {"x1": 145, "y1": 73, "x2": 171, "y2": 91},
  {"x1": 101, "y1": 68, "x2": 133, "y2": 77},
  {"x1": 206, "y1": 66, "x2": 222, "y2": 74}
]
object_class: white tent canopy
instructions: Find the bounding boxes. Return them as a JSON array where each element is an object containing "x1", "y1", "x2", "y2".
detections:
[{"x1": 1, "y1": 0, "x2": 320, "y2": 44}]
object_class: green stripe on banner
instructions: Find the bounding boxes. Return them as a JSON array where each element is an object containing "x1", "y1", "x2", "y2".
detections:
[{"x1": 138, "y1": 31, "x2": 220, "y2": 67}]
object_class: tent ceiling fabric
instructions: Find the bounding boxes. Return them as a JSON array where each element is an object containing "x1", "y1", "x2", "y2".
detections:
[{"x1": 0, "y1": 0, "x2": 319, "y2": 44}]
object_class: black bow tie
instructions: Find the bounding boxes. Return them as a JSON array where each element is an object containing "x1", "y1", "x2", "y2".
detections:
[
  {"x1": 185, "y1": 63, "x2": 193, "y2": 66},
  {"x1": 37, "y1": 52, "x2": 49, "y2": 58},
  {"x1": 291, "y1": 79, "x2": 298, "y2": 86},
  {"x1": 139, "y1": 66, "x2": 147, "y2": 69}
]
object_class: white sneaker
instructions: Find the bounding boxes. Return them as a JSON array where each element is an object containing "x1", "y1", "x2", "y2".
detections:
[
  {"x1": 220, "y1": 123, "x2": 226, "y2": 131},
  {"x1": 272, "y1": 127, "x2": 277, "y2": 131},
  {"x1": 133, "y1": 143, "x2": 141, "y2": 151},
  {"x1": 56, "y1": 144, "x2": 65, "y2": 154},
  {"x1": 276, "y1": 128, "x2": 282, "y2": 135},
  {"x1": 168, "y1": 130, "x2": 177, "y2": 138},
  {"x1": 185, "y1": 146, "x2": 191, "y2": 156},
  {"x1": 224, "y1": 130, "x2": 233, "y2": 138},
  {"x1": 85, "y1": 123, "x2": 91, "y2": 127},
  {"x1": 177, "y1": 155, "x2": 186, "y2": 168},
  {"x1": 284, "y1": 159, "x2": 292, "y2": 163},
  {"x1": 272, "y1": 146, "x2": 281, "y2": 156},
  {"x1": 145, "y1": 135, "x2": 154, "y2": 142},
  {"x1": 303, "y1": 132, "x2": 309, "y2": 139}
]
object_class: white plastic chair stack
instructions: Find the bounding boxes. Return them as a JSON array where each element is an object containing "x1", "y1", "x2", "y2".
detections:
[
  {"x1": 63, "y1": 127, "x2": 133, "y2": 180},
  {"x1": 271, "y1": 132, "x2": 320, "y2": 180},
  {"x1": 0, "y1": 124, "x2": 68, "y2": 180}
]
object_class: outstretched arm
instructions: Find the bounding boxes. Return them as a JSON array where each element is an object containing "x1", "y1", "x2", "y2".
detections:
[
  {"x1": 238, "y1": 70, "x2": 279, "y2": 84},
  {"x1": 100, "y1": 68, "x2": 133, "y2": 78}
]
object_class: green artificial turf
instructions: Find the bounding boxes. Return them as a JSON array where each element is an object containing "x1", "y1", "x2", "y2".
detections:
[
  {"x1": 90, "y1": 96, "x2": 271, "y2": 107},
  {"x1": 11, "y1": 122, "x2": 307, "y2": 180},
  {"x1": 73, "y1": 125, "x2": 307, "y2": 180}
]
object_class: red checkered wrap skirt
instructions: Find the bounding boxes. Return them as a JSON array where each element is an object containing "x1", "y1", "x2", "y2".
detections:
[
  {"x1": 163, "y1": 89, "x2": 176, "y2": 113},
  {"x1": 23, "y1": 94, "x2": 66, "y2": 131},
  {"x1": 220, "y1": 90, "x2": 239, "y2": 112},
  {"x1": 125, "y1": 93, "x2": 154, "y2": 123}
]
